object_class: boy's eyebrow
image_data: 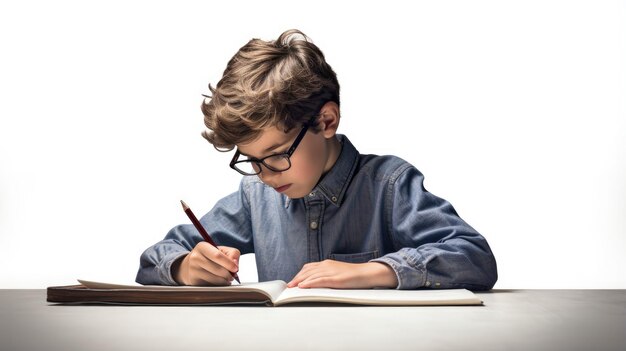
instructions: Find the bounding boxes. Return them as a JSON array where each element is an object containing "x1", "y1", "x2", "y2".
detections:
[{"x1": 238, "y1": 141, "x2": 288, "y2": 157}]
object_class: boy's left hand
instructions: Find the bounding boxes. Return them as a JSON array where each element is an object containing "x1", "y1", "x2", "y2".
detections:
[{"x1": 287, "y1": 260, "x2": 398, "y2": 289}]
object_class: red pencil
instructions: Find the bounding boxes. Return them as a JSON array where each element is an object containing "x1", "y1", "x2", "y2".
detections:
[{"x1": 180, "y1": 200, "x2": 241, "y2": 284}]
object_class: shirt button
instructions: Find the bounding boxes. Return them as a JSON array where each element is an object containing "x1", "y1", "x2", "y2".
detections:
[
  {"x1": 310, "y1": 221, "x2": 318, "y2": 230},
  {"x1": 331, "y1": 196, "x2": 338, "y2": 202},
  {"x1": 425, "y1": 281, "x2": 431, "y2": 287},
  {"x1": 309, "y1": 192, "x2": 315, "y2": 197}
]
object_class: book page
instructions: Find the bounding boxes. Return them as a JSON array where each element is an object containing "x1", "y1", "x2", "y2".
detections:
[
  {"x1": 273, "y1": 287, "x2": 482, "y2": 306},
  {"x1": 77, "y1": 279, "x2": 287, "y2": 302}
]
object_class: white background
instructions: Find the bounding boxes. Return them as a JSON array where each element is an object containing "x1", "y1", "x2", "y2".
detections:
[{"x1": 0, "y1": 0, "x2": 624, "y2": 289}]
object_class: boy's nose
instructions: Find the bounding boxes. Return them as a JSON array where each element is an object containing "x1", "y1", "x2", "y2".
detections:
[{"x1": 259, "y1": 165, "x2": 281, "y2": 183}]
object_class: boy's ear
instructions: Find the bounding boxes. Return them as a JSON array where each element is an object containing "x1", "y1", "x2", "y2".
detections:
[{"x1": 318, "y1": 101, "x2": 340, "y2": 139}]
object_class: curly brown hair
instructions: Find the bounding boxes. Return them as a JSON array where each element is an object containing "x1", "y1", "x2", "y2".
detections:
[{"x1": 201, "y1": 29, "x2": 340, "y2": 150}]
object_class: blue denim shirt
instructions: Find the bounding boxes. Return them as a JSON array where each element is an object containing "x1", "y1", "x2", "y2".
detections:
[{"x1": 136, "y1": 135, "x2": 498, "y2": 290}]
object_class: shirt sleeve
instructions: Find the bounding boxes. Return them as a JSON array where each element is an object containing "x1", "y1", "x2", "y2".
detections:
[
  {"x1": 135, "y1": 179, "x2": 254, "y2": 285},
  {"x1": 370, "y1": 165, "x2": 498, "y2": 290}
]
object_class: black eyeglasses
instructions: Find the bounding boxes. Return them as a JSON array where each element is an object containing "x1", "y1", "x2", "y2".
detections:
[{"x1": 229, "y1": 121, "x2": 312, "y2": 176}]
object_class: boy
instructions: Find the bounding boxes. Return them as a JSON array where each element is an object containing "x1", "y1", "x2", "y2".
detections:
[{"x1": 136, "y1": 29, "x2": 498, "y2": 290}]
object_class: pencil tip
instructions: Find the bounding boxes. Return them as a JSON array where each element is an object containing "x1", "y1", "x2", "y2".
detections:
[{"x1": 180, "y1": 200, "x2": 188, "y2": 210}]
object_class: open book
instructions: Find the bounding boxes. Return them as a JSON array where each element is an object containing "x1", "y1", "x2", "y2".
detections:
[{"x1": 46, "y1": 279, "x2": 483, "y2": 306}]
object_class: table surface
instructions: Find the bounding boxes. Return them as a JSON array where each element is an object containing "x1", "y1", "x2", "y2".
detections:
[{"x1": 1, "y1": 289, "x2": 625, "y2": 351}]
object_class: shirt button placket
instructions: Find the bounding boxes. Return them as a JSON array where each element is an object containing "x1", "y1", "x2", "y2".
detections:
[{"x1": 306, "y1": 196, "x2": 323, "y2": 262}]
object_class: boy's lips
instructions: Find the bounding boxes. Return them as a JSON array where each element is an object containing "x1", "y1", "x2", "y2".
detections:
[{"x1": 274, "y1": 184, "x2": 292, "y2": 193}]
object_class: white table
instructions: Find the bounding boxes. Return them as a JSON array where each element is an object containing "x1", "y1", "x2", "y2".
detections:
[{"x1": 1, "y1": 289, "x2": 625, "y2": 350}]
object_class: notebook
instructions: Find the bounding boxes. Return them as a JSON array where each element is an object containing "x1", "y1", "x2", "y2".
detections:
[{"x1": 46, "y1": 280, "x2": 483, "y2": 306}]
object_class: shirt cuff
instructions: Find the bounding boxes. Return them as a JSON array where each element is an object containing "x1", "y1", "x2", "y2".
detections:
[
  {"x1": 158, "y1": 251, "x2": 189, "y2": 285},
  {"x1": 370, "y1": 252, "x2": 427, "y2": 290}
]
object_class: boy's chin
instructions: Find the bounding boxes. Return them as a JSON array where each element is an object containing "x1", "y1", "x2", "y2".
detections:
[
  {"x1": 284, "y1": 192, "x2": 305, "y2": 199},
  {"x1": 283, "y1": 187, "x2": 312, "y2": 199}
]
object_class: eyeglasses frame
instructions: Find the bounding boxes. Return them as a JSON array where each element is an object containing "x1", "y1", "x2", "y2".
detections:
[{"x1": 229, "y1": 120, "x2": 313, "y2": 176}]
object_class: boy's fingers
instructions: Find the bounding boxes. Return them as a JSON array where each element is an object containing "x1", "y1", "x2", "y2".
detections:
[
  {"x1": 185, "y1": 247, "x2": 233, "y2": 283},
  {"x1": 298, "y1": 276, "x2": 338, "y2": 289},
  {"x1": 192, "y1": 268, "x2": 232, "y2": 286},
  {"x1": 195, "y1": 255, "x2": 236, "y2": 281},
  {"x1": 178, "y1": 255, "x2": 230, "y2": 286},
  {"x1": 197, "y1": 242, "x2": 239, "y2": 273},
  {"x1": 288, "y1": 266, "x2": 315, "y2": 287},
  {"x1": 288, "y1": 270, "x2": 303, "y2": 287},
  {"x1": 219, "y1": 246, "x2": 241, "y2": 266}
]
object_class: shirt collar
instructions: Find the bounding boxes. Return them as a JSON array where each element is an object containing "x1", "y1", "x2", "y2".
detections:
[
  {"x1": 312, "y1": 134, "x2": 359, "y2": 207},
  {"x1": 282, "y1": 134, "x2": 359, "y2": 208}
]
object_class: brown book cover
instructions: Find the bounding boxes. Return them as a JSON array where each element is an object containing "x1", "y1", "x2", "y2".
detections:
[{"x1": 47, "y1": 284, "x2": 271, "y2": 305}]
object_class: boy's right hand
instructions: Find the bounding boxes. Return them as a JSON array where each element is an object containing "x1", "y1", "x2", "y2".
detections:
[{"x1": 172, "y1": 242, "x2": 240, "y2": 286}]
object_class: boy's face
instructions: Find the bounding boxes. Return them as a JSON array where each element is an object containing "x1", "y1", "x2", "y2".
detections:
[{"x1": 236, "y1": 103, "x2": 341, "y2": 199}]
